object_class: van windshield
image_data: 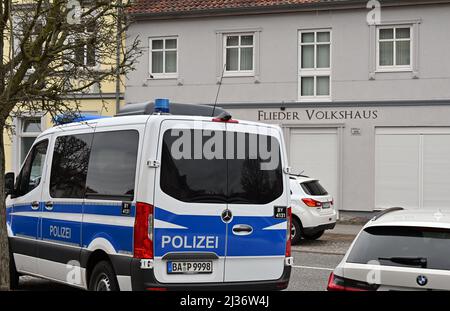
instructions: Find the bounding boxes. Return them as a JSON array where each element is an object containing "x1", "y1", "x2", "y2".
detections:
[{"x1": 160, "y1": 129, "x2": 283, "y2": 204}]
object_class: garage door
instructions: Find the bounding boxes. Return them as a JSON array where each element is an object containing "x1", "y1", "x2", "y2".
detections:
[
  {"x1": 289, "y1": 128, "x2": 339, "y2": 206},
  {"x1": 375, "y1": 127, "x2": 450, "y2": 210}
]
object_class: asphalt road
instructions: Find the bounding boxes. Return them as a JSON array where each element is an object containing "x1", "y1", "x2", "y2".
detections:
[{"x1": 18, "y1": 231, "x2": 355, "y2": 291}]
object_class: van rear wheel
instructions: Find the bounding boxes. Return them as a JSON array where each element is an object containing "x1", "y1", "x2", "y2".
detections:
[{"x1": 89, "y1": 261, "x2": 119, "y2": 291}]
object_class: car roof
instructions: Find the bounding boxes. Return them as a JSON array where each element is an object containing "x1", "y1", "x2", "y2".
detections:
[{"x1": 367, "y1": 208, "x2": 450, "y2": 230}]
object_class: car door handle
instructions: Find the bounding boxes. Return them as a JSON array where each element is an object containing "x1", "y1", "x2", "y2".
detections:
[
  {"x1": 31, "y1": 201, "x2": 40, "y2": 210},
  {"x1": 232, "y1": 224, "x2": 253, "y2": 236},
  {"x1": 44, "y1": 201, "x2": 54, "y2": 211}
]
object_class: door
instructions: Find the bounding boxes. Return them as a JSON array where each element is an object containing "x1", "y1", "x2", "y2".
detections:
[
  {"x1": 224, "y1": 123, "x2": 289, "y2": 282},
  {"x1": 38, "y1": 133, "x2": 92, "y2": 282},
  {"x1": 153, "y1": 120, "x2": 228, "y2": 284},
  {"x1": 375, "y1": 127, "x2": 450, "y2": 210},
  {"x1": 10, "y1": 139, "x2": 49, "y2": 274},
  {"x1": 289, "y1": 128, "x2": 339, "y2": 207}
]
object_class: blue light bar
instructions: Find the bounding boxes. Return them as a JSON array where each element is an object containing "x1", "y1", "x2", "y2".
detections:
[
  {"x1": 154, "y1": 98, "x2": 170, "y2": 114},
  {"x1": 53, "y1": 114, "x2": 111, "y2": 125}
]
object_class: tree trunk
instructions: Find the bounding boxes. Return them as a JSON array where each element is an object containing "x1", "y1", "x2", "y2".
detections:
[{"x1": 0, "y1": 122, "x2": 10, "y2": 291}]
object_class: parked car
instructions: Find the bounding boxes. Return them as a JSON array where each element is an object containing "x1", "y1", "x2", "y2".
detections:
[
  {"x1": 328, "y1": 207, "x2": 450, "y2": 291},
  {"x1": 289, "y1": 176, "x2": 337, "y2": 244}
]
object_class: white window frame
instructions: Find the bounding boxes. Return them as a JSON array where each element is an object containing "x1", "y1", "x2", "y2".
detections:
[
  {"x1": 298, "y1": 29, "x2": 332, "y2": 102},
  {"x1": 223, "y1": 33, "x2": 255, "y2": 77},
  {"x1": 75, "y1": 24, "x2": 98, "y2": 69},
  {"x1": 149, "y1": 36, "x2": 178, "y2": 79},
  {"x1": 376, "y1": 25, "x2": 413, "y2": 72},
  {"x1": 12, "y1": 116, "x2": 45, "y2": 174}
]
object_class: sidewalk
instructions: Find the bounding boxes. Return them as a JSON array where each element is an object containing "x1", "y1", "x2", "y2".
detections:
[
  {"x1": 330, "y1": 223, "x2": 365, "y2": 236},
  {"x1": 292, "y1": 223, "x2": 366, "y2": 255}
]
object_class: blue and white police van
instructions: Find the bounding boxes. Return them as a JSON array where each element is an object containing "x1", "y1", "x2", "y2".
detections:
[{"x1": 5, "y1": 100, "x2": 292, "y2": 291}]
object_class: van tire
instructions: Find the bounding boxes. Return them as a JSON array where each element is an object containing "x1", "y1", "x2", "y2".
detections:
[
  {"x1": 303, "y1": 230, "x2": 324, "y2": 241},
  {"x1": 88, "y1": 261, "x2": 119, "y2": 291},
  {"x1": 9, "y1": 251, "x2": 19, "y2": 290},
  {"x1": 291, "y1": 217, "x2": 302, "y2": 245}
]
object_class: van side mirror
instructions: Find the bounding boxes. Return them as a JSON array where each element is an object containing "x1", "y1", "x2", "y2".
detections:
[{"x1": 5, "y1": 172, "x2": 15, "y2": 197}]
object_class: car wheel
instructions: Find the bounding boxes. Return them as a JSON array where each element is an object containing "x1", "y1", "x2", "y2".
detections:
[
  {"x1": 88, "y1": 261, "x2": 119, "y2": 291},
  {"x1": 9, "y1": 251, "x2": 19, "y2": 290},
  {"x1": 291, "y1": 217, "x2": 302, "y2": 245},
  {"x1": 303, "y1": 230, "x2": 325, "y2": 240}
]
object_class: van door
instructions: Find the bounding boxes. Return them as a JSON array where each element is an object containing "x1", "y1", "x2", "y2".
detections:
[
  {"x1": 38, "y1": 133, "x2": 92, "y2": 283},
  {"x1": 153, "y1": 120, "x2": 227, "y2": 284},
  {"x1": 224, "y1": 123, "x2": 289, "y2": 282},
  {"x1": 9, "y1": 139, "x2": 49, "y2": 274}
]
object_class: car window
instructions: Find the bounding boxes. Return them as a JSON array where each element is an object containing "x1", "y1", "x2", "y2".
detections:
[
  {"x1": 85, "y1": 130, "x2": 139, "y2": 201},
  {"x1": 347, "y1": 226, "x2": 450, "y2": 270},
  {"x1": 50, "y1": 134, "x2": 92, "y2": 198},
  {"x1": 16, "y1": 140, "x2": 48, "y2": 197},
  {"x1": 160, "y1": 129, "x2": 283, "y2": 204},
  {"x1": 301, "y1": 180, "x2": 328, "y2": 196}
]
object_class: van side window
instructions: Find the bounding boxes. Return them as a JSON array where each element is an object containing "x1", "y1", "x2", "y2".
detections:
[
  {"x1": 85, "y1": 130, "x2": 139, "y2": 201},
  {"x1": 16, "y1": 140, "x2": 48, "y2": 197},
  {"x1": 50, "y1": 134, "x2": 92, "y2": 198}
]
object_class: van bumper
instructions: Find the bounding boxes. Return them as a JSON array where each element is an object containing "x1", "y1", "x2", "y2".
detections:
[{"x1": 129, "y1": 259, "x2": 291, "y2": 291}]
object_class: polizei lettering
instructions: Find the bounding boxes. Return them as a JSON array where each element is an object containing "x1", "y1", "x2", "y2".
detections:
[
  {"x1": 162, "y1": 235, "x2": 219, "y2": 249},
  {"x1": 49, "y1": 225, "x2": 71, "y2": 239}
]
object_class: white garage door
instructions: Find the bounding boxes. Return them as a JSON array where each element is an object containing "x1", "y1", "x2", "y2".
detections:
[
  {"x1": 375, "y1": 127, "x2": 450, "y2": 210},
  {"x1": 289, "y1": 128, "x2": 339, "y2": 206}
]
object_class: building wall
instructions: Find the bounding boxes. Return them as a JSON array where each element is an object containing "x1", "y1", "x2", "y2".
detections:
[
  {"x1": 126, "y1": 3, "x2": 450, "y2": 104},
  {"x1": 125, "y1": 2, "x2": 450, "y2": 214}
]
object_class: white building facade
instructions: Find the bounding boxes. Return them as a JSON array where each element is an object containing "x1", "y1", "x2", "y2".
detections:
[{"x1": 126, "y1": 0, "x2": 450, "y2": 216}]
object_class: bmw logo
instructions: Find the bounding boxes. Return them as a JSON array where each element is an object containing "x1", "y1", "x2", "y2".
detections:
[{"x1": 417, "y1": 275, "x2": 428, "y2": 287}]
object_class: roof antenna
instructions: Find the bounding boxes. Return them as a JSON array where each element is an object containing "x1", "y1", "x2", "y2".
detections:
[{"x1": 212, "y1": 63, "x2": 226, "y2": 117}]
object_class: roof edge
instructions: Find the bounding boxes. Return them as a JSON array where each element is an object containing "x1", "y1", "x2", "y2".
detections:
[{"x1": 129, "y1": 0, "x2": 450, "y2": 21}]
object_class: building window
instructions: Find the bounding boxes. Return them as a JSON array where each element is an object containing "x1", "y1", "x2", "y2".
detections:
[
  {"x1": 74, "y1": 22, "x2": 97, "y2": 68},
  {"x1": 377, "y1": 26, "x2": 412, "y2": 71},
  {"x1": 15, "y1": 117, "x2": 43, "y2": 171},
  {"x1": 299, "y1": 30, "x2": 331, "y2": 100},
  {"x1": 224, "y1": 34, "x2": 255, "y2": 76},
  {"x1": 149, "y1": 37, "x2": 178, "y2": 78}
]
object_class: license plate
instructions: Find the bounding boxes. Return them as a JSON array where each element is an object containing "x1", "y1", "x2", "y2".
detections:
[
  {"x1": 322, "y1": 202, "x2": 331, "y2": 209},
  {"x1": 167, "y1": 261, "x2": 213, "y2": 274}
]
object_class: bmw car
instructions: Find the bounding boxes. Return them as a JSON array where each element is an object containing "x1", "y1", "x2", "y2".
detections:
[{"x1": 328, "y1": 208, "x2": 450, "y2": 291}]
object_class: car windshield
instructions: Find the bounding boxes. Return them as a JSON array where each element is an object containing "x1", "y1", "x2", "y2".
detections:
[
  {"x1": 347, "y1": 226, "x2": 450, "y2": 270},
  {"x1": 300, "y1": 180, "x2": 328, "y2": 196}
]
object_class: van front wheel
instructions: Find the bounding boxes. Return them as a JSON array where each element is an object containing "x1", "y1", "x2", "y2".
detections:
[{"x1": 89, "y1": 261, "x2": 119, "y2": 291}]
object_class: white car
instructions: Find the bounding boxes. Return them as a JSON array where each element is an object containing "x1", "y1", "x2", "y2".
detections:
[
  {"x1": 328, "y1": 207, "x2": 450, "y2": 291},
  {"x1": 289, "y1": 176, "x2": 337, "y2": 244}
]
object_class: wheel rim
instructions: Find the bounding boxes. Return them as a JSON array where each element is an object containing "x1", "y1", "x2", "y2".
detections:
[
  {"x1": 291, "y1": 223, "x2": 296, "y2": 239},
  {"x1": 95, "y1": 273, "x2": 111, "y2": 291}
]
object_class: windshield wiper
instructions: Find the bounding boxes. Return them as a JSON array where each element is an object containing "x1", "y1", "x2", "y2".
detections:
[{"x1": 378, "y1": 257, "x2": 428, "y2": 268}]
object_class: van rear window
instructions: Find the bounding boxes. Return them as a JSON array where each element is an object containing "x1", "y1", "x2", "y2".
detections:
[
  {"x1": 301, "y1": 181, "x2": 328, "y2": 196},
  {"x1": 160, "y1": 129, "x2": 283, "y2": 204},
  {"x1": 347, "y1": 226, "x2": 450, "y2": 270}
]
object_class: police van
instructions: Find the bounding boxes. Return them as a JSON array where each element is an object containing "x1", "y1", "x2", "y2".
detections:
[{"x1": 5, "y1": 101, "x2": 292, "y2": 291}]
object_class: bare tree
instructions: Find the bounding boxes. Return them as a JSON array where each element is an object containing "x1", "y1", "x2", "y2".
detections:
[{"x1": 0, "y1": 0, "x2": 140, "y2": 290}]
